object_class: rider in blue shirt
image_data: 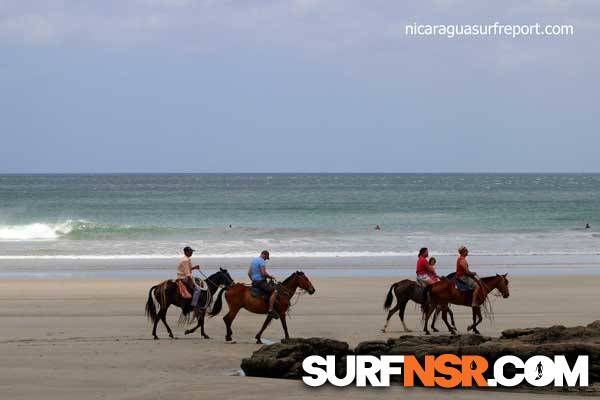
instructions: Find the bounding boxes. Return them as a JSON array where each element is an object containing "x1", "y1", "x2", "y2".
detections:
[{"x1": 248, "y1": 250, "x2": 279, "y2": 319}]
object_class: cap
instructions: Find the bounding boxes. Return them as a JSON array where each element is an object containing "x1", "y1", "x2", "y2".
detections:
[{"x1": 183, "y1": 246, "x2": 195, "y2": 253}]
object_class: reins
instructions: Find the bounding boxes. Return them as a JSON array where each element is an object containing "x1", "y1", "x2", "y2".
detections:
[
  {"x1": 194, "y1": 269, "x2": 232, "y2": 311},
  {"x1": 274, "y1": 272, "x2": 308, "y2": 315}
]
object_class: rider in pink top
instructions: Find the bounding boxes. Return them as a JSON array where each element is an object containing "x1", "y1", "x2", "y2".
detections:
[{"x1": 416, "y1": 247, "x2": 440, "y2": 285}]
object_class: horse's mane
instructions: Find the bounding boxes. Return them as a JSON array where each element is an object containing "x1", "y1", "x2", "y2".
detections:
[
  {"x1": 281, "y1": 271, "x2": 298, "y2": 285},
  {"x1": 207, "y1": 271, "x2": 221, "y2": 280}
]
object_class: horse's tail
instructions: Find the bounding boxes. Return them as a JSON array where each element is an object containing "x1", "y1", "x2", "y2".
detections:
[
  {"x1": 383, "y1": 282, "x2": 399, "y2": 310},
  {"x1": 208, "y1": 287, "x2": 226, "y2": 317},
  {"x1": 145, "y1": 285, "x2": 159, "y2": 322}
]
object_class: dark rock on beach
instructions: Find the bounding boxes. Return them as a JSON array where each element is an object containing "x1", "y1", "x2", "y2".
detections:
[
  {"x1": 241, "y1": 338, "x2": 349, "y2": 379},
  {"x1": 240, "y1": 321, "x2": 600, "y2": 392}
]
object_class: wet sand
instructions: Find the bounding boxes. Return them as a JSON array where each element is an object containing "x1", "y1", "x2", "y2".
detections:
[{"x1": 0, "y1": 275, "x2": 598, "y2": 399}]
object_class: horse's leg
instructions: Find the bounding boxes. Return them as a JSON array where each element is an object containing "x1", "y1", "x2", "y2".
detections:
[
  {"x1": 255, "y1": 315, "x2": 273, "y2": 344},
  {"x1": 152, "y1": 305, "x2": 161, "y2": 340},
  {"x1": 467, "y1": 307, "x2": 477, "y2": 332},
  {"x1": 472, "y1": 307, "x2": 483, "y2": 335},
  {"x1": 158, "y1": 305, "x2": 176, "y2": 339},
  {"x1": 440, "y1": 306, "x2": 456, "y2": 335},
  {"x1": 223, "y1": 306, "x2": 240, "y2": 342},
  {"x1": 158, "y1": 304, "x2": 177, "y2": 339},
  {"x1": 448, "y1": 306, "x2": 457, "y2": 329},
  {"x1": 382, "y1": 302, "x2": 401, "y2": 333},
  {"x1": 184, "y1": 319, "x2": 201, "y2": 335},
  {"x1": 431, "y1": 307, "x2": 440, "y2": 332},
  {"x1": 398, "y1": 299, "x2": 412, "y2": 332},
  {"x1": 199, "y1": 312, "x2": 210, "y2": 339},
  {"x1": 423, "y1": 304, "x2": 435, "y2": 335},
  {"x1": 279, "y1": 313, "x2": 290, "y2": 341},
  {"x1": 185, "y1": 311, "x2": 209, "y2": 339}
]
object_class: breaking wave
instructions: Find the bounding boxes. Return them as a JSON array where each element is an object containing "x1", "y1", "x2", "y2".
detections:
[{"x1": 0, "y1": 221, "x2": 77, "y2": 240}]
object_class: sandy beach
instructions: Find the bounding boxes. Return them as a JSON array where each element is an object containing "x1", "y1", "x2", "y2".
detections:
[{"x1": 1, "y1": 275, "x2": 598, "y2": 399}]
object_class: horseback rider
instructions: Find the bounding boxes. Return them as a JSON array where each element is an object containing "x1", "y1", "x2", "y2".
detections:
[
  {"x1": 177, "y1": 246, "x2": 203, "y2": 308},
  {"x1": 456, "y1": 245, "x2": 481, "y2": 307},
  {"x1": 416, "y1": 247, "x2": 439, "y2": 285},
  {"x1": 248, "y1": 250, "x2": 279, "y2": 319}
]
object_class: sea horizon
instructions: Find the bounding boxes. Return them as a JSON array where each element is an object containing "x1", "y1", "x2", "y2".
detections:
[{"x1": 1, "y1": 173, "x2": 599, "y2": 277}]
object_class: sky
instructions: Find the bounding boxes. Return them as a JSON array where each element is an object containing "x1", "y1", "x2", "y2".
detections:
[{"x1": 0, "y1": 0, "x2": 599, "y2": 173}]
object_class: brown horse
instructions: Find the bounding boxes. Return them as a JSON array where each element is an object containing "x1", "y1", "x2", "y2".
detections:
[
  {"x1": 423, "y1": 273, "x2": 510, "y2": 335},
  {"x1": 209, "y1": 271, "x2": 315, "y2": 343},
  {"x1": 145, "y1": 268, "x2": 234, "y2": 340},
  {"x1": 382, "y1": 279, "x2": 455, "y2": 333}
]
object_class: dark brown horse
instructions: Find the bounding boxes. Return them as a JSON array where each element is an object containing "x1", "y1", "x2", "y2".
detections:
[
  {"x1": 423, "y1": 274, "x2": 510, "y2": 335},
  {"x1": 209, "y1": 271, "x2": 315, "y2": 343},
  {"x1": 145, "y1": 268, "x2": 234, "y2": 339},
  {"x1": 382, "y1": 279, "x2": 455, "y2": 333}
]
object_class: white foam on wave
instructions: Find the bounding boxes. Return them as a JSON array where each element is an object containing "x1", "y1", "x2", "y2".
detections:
[
  {"x1": 0, "y1": 221, "x2": 76, "y2": 241},
  {"x1": 0, "y1": 250, "x2": 599, "y2": 260}
]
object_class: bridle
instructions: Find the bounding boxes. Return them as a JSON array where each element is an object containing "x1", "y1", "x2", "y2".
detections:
[
  {"x1": 479, "y1": 275, "x2": 507, "y2": 299},
  {"x1": 275, "y1": 272, "x2": 311, "y2": 310}
]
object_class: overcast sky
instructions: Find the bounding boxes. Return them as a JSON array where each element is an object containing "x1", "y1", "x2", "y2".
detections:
[{"x1": 0, "y1": 0, "x2": 598, "y2": 173}]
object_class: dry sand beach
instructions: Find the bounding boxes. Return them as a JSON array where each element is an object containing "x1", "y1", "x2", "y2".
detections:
[{"x1": 1, "y1": 274, "x2": 598, "y2": 400}]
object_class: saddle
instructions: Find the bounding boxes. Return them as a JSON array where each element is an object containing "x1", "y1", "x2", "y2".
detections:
[
  {"x1": 445, "y1": 272, "x2": 472, "y2": 292},
  {"x1": 445, "y1": 272, "x2": 473, "y2": 305},
  {"x1": 176, "y1": 280, "x2": 192, "y2": 299},
  {"x1": 250, "y1": 281, "x2": 275, "y2": 304},
  {"x1": 174, "y1": 278, "x2": 207, "y2": 300}
]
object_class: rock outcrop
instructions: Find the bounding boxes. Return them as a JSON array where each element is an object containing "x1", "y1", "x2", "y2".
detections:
[
  {"x1": 241, "y1": 338, "x2": 349, "y2": 379},
  {"x1": 241, "y1": 321, "x2": 600, "y2": 391}
]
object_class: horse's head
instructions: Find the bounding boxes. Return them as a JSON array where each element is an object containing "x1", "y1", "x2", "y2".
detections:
[
  {"x1": 217, "y1": 267, "x2": 235, "y2": 287},
  {"x1": 295, "y1": 271, "x2": 315, "y2": 294},
  {"x1": 496, "y1": 273, "x2": 509, "y2": 298}
]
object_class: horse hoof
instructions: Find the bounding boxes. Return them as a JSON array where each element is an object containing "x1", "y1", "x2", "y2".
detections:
[
  {"x1": 432, "y1": 328, "x2": 439, "y2": 333},
  {"x1": 473, "y1": 330, "x2": 481, "y2": 335},
  {"x1": 202, "y1": 335, "x2": 210, "y2": 339},
  {"x1": 170, "y1": 336, "x2": 178, "y2": 340},
  {"x1": 451, "y1": 330, "x2": 457, "y2": 336},
  {"x1": 256, "y1": 339, "x2": 263, "y2": 344},
  {"x1": 381, "y1": 328, "x2": 386, "y2": 333},
  {"x1": 226, "y1": 337, "x2": 232, "y2": 342},
  {"x1": 153, "y1": 336, "x2": 159, "y2": 340},
  {"x1": 184, "y1": 330, "x2": 191, "y2": 335},
  {"x1": 425, "y1": 331, "x2": 431, "y2": 336}
]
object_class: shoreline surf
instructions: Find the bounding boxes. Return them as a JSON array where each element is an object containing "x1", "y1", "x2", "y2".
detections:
[{"x1": 1, "y1": 254, "x2": 598, "y2": 279}]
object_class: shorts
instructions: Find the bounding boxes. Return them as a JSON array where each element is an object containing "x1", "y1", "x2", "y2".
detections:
[{"x1": 458, "y1": 276, "x2": 478, "y2": 289}]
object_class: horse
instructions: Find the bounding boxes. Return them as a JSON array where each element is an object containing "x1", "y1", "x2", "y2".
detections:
[
  {"x1": 209, "y1": 271, "x2": 315, "y2": 343},
  {"x1": 145, "y1": 268, "x2": 234, "y2": 340},
  {"x1": 382, "y1": 279, "x2": 455, "y2": 333},
  {"x1": 423, "y1": 273, "x2": 510, "y2": 335}
]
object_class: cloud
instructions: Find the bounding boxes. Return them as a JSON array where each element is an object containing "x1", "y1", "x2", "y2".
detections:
[{"x1": 0, "y1": 0, "x2": 597, "y2": 73}]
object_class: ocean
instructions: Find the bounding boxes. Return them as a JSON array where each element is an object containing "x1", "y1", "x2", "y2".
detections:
[{"x1": 1, "y1": 174, "x2": 599, "y2": 260}]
